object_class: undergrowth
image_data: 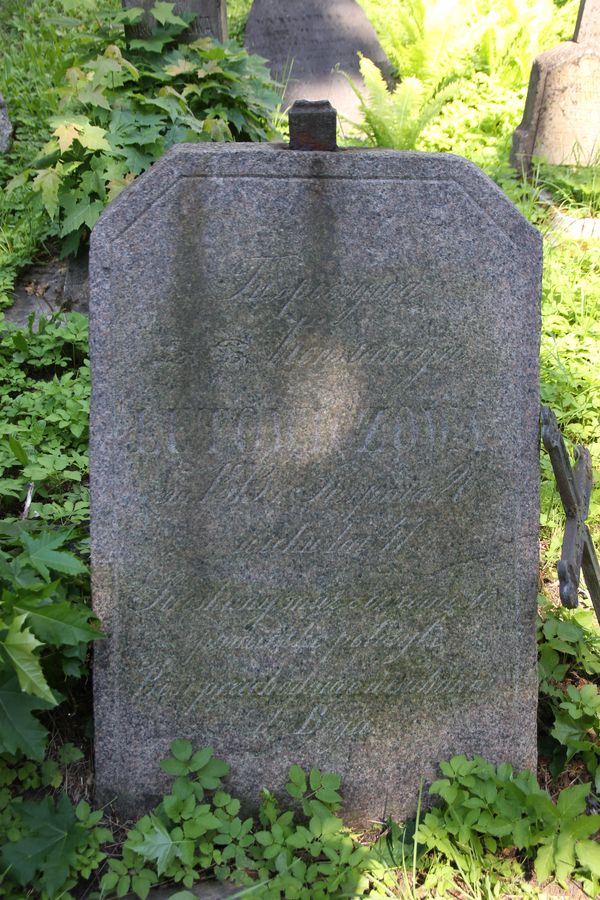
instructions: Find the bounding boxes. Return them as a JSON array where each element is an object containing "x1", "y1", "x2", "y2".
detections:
[{"x1": 0, "y1": 0, "x2": 599, "y2": 898}]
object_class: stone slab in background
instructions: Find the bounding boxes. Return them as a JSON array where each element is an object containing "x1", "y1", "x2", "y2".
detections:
[
  {"x1": 90, "y1": 143, "x2": 541, "y2": 827},
  {"x1": 4, "y1": 254, "x2": 89, "y2": 328},
  {"x1": 244, "y1": 0, "x2": 391, "y2": 120},
  {"x1": 511, "y1": 0, "x2": 600, "y2": 170},
  {"x1": 0, "y1": 93, "x2": 14, "y2": 154},
  {"x1": 122, "y1": 0, "x2": 227, "y2": 42},
  {"x1": 574, "y1": 0, "x2": 600, "y2": 45}
]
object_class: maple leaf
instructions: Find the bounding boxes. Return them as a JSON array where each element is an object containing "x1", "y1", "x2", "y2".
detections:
[
  {"x1": 53, "y1": 121, "x2": 81, "y2": 153},
  {"x1": 197, "y1": 60, "x2": 223, "y2": 78},
  {"x1": 32, "y1": 167, "x2": 63, "y2": 219},
  {"x1": 165, "y1": 58, "x2": 197, "y2": 77},
  {"x1": 76, "y1": 122, "x2": 112, "y2": 152},
  {"x1": 151, "y1": 1, "x2": 188, "y2": 27}
]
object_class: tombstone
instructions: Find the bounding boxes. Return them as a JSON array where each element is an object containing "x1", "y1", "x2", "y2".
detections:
[
  {"x1": 90, "y1": 114, "x2": 542, "y2": 825},
  {"x1": 244, "y1": 0, "x2": 392, "y2": 120},
  {"x1": 122, "y1": 0, "x2": 227, "y2": 42},
  {"x1": 0, "y1": 93, "x2": 14, "y2": 154},
  {"x1": 574, "y1": 0, "x2": 600, "y2": 44},
  {"x1": 511, "y1": 0, "x2": 600, "y2": 170}
]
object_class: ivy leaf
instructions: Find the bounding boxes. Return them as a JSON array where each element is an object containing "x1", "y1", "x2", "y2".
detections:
[
  {"x1": 150, "y1": 1, "x2": 189, "y2": 27},
  {"x1": 0, "y1": 672, "x2": 51, "y2": 760},
  {"x1": 135, "y1": 815, "x2": 177, "y2": 875},
  {"x1": 14, "y1": 599, "x2": 100, "y2": 647},
  {"x1": 1, "y1": 614, "x2": 56, "y2": 703}
]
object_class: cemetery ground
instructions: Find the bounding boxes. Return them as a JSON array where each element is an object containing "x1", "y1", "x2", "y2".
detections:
[{"x1": 0, "y1": 0, "x2": 599, "y2": 898}]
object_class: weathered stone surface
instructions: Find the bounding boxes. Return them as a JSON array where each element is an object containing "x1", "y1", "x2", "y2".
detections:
[
  {"x1": 122, "y1": 0, "x2": 227, "y2": 42},
  {"x1": 91, "y1": 143, "x2": 541, "y2": 826},
  {"x1": 0, "y1": 93, "x2": 14, "y2": 154},
  {"x1": 574, "y1": 0, "x2": 600, "y2": 45},
  {"x1": 511, "y1": 7, "x2": 600, "y2": 171},
  {"x1": 244, "y1": 0, "x2": 391, "y2": 120}
]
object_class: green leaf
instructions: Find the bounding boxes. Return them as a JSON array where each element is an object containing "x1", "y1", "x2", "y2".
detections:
[
  {"x1": 189, "y1": 746, "x2": 213, "y2": 771},
  {"x1": 1, "y1": 794, "x2": 83, "y2": 895},
  {"x1": 33, "y1": 168, "x2": 62, "y2": 219},
  {"x1": 535, "y1": 843, "x2": 555, "y2": 883},
  {"x1": 14, "y1": 599, "x2": 99, "y2": 647},
  {"x1": 0, "y1": 672, "x2": 51, "y2": 760},
  {"x1": 576, "y1": 840, "x2": 600, "y2": 876},
  {"x1": 315, "y1": 788, "x2": 342, "y2": 804},
  {"x1": 132, "y1": 873, "x2": 153, "y2": 900},
  {"x1": 150, "y1": 1, "x2": 189, "y2": 27},
  {"x1": 1, "y1": 614, "x2": 56, "y2": 703},
  {"x1": 60, "y1": 197, "x2": 105, "y2": 238},
  {"x1": 135, "y1": 816, "x2": 177, "y2": 876},
  {"x1": 171, "y1": 738, "x2": 193, "y2": 761},
  {"x1": 160, "y1": 757, "x2": 188, "y2": 776},
  {"x1": 8, "y1": 435, "x2": 29, "y2": 466},
  {"x1": 288, "y1": 763, "x2": 307, "y2": 791},
  {"x1": 18, "y1": 530, "x2": 87, "y2": 582},
  {"x1": 556, "y1": 784, "x2": 590, "y2": 819}
]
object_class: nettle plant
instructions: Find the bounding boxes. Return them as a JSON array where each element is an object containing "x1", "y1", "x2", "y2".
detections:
[
  {"x1": 415, "y1": 755, "x2": 600, "y2": 899},
  {"x1": 10, "y1": 1, "x2": 280, "y2": 255}
]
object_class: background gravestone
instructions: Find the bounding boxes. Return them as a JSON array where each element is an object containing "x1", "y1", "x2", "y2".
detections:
[
  {"x1": 0, "y1": 93, "x2": 14, "y2": 154},
  {"x1": 244, "y1": 0, "x2": 391, "y2": 120},
  {"x1": 122, "y1": 0, "x2": 227, "y2": 42},
  {"x1": 511, "y1": 0, "x2": 600, "y2": 170},
  {"x1": 574, "y1": 0, "x2": 600, "y2": 44},
  {"x1": 91, "y1": 142, "x2": 542, "y2": 825}
]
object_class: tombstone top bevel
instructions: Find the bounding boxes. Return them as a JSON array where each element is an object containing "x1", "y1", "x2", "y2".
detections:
[{"x1": 289, "y1": 100, "x2": 338, "y2": 151}]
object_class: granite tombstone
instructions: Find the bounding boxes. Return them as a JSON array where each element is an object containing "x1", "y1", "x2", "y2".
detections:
[
  {"x1": 122, "y1": 0, "x2": 227, "y2": 42},
  {"x1": 511, "y1": 0, "x2": 600, "y2": 170},
  {"x1": 244, "y1": 0, "x2": 391, "y2": 120},
  {"x1": 91, "y1": 133, "x2": 542, "y2": 825},
  {"x1": 0, "y1": 93, "x2": 14, "y2": 154},
  {"x1": 574, "y1": 0, "x2": 600, "y2": 44}
]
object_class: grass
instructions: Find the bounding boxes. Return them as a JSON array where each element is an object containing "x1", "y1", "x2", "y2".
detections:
[
  {"x1": 0, "y1": 2, "x2": 598, "y2": 897},
  {"x1": 0, "y1": 0, "x2": 120, "y2": 309}
]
